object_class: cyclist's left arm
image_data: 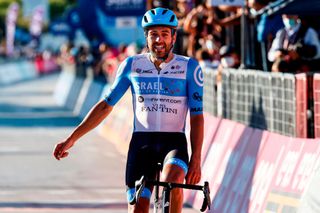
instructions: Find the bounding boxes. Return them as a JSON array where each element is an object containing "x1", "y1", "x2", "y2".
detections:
[{"x1": 186, "y1": 58, "x2": 204, "y2": 184}]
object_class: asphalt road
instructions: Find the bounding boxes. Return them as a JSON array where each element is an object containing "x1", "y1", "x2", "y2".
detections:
[{"x1": 0, "y1": 73, "x2": 198, "y2": 213}]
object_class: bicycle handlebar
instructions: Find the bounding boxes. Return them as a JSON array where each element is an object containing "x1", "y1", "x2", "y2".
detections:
[{"x1": 130, "y1": 176, "x2": 211, "y2": 212}]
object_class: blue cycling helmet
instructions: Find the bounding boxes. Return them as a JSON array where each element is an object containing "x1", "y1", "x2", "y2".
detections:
[{"x1": 142, "y1": 7, "x2": 178, "y2": 29}]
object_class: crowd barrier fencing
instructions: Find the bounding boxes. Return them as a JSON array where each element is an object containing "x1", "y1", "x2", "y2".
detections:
[
  {"x1": 212, "y1": 70, "x2": 320, "y2": 138},
  {"x1": 203, "y1": 69, "x2": 218, "y2": 116},
  {"x1": 0, "y1": 60, "x2": 38, "y2": 86},
  {"x1": 218, "y1": 69, "x2": 297, "y2": 137},
  {"x1": 313, "y1": 74, "x2": 320, "y2": 138},
  {"x1": 296, "y1": 74, "x2": 308, "y2": 138}
]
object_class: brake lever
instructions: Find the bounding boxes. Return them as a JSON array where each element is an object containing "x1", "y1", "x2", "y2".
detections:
[{"x1": 200, "y1": 181, "x2": 211, "y2": 212}]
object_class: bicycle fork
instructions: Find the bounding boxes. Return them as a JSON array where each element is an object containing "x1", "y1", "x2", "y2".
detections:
[
  {"x1": 154, "y1": 163, "x2": 161, "y2": 213},
  {"x1": 162, "y1": 185, "x2": 171, "y2": 213},
  {"x1": 154, "y1": 163, "x2": 171, "y2": 213}
]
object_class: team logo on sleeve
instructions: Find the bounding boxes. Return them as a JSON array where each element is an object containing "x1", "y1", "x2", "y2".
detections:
[
  {"x1": 193, "y1": 66, "x2": 203, "y2": 87},
  {"x1": 192, "y1": 92, "x2": 203, "y2": 102}
]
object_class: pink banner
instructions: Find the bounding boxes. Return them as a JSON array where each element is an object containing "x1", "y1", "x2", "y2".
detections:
[
  {"x1": 6, "y1": 3, "x2": 19, "y2": 56},
  {"x1": 208, "y1": 124, "x2": 254, "y2": 212},
  {"x1": 185, "y1": 115, "x2": 320, "y2": 212},
  {"x1": 201, "y1": 113, "x2": 221, "y2": 163},
  {"x1": 314, "y1": 74, "x2": 320, "y2": 138},
  {"x1": 29, "y1": 6, "x2": 44, "y2": 37}
]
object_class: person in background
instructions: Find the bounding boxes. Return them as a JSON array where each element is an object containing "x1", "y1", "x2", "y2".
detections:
[
  {"x1": 268, "y1": 14, "x2": 320, "y2": 73},
  {"x1": 196, "y1": 48, "x2": 218, "y2": 69},
  {"x1": 217, "y1": 45, "x2": 241, "y2": 83},
  {"x1": 183, "y1": 1, "x2": 215, "y2": 57},
  {"x1": 74, "y1": 45, "x2": 93, "y2": 77},
  {"x1": 92, "y1": 42, "x2": 110, "y2": 83},
  {"x1": 173, "y1": 0, "x2": 194, "y2": 55},
  {"x1": 219, "y1": 45, "x2": 241, "y2": 69}
]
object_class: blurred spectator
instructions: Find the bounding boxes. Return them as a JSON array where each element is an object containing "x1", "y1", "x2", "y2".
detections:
[
  {"x1": 97, "y1": 43, "x2": 119, "y2": 82},
  {"x1": 34, "y1": 50, "x2": 60, "y2": 75},
  {"x1": 147, "y1": 0, "x2": 174, "y2": 9},
  {"x1": 219, "y1": 45, "x2": 241, "y2": 69},
  {"x1": 268, "y1": 14, "x2": 320, "y2": 73},
  {"x1": 212, "y1": 5, "x2": 242, "y2": 51},
  {"x1": 117, "y1": 43, "x2": 128, "y2": 62},
  {"x1": 217, "y1": 45, "x2": 241, "y2": 82},
  {"x1": 75, "y1": 45, "x2": 93, "y2": 77},
  {"x1": 195, "y1": 49, "x2": 218, "y2": 69},
  {"x1": 57, "y1": 43, "x2": 75, "y2": 65},
  {"x1": 92, "y1": 43, "x2": 110, "y2": 83},
  {"x1": 250, "y1": 0, "x2": 284, "y2": 70},
  {"x1": 0, "y1": 40, "x2": 6, "y2": 57},
  {"x1": 173, "y1": 0, "x2": 193, "y2": 55},
  {"x1": 183, "y1": 2, "x2": 216, "y2": 57},
  {"x1": 126, "y1": 42, "x2": 140, "y2": 57}
]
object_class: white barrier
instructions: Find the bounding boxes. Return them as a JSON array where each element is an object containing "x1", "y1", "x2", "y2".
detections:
[
  {"x1": 78, "y1": 80, "x2": 106, "y2": 118},
  {"x1": 0, "y1": 60, "x2": 38, "y2": 85},
  {"x1": 73, "y1": 76, "x2": 93, "y2": 115},
  {"x1": 53, "y1": 67, "x2": 108, "y2": 118},
  {"x1": 53, "y1": 70, "x2": 76, "y2": 106}
]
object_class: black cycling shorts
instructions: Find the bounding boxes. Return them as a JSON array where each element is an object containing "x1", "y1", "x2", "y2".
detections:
[{"x1": 125, "y1": 132, "x2": 189, "y2": 190}]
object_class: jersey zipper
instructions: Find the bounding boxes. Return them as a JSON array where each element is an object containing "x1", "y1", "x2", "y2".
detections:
[{"x1": 156, "y1": 70, "x2": 161, "y2": 131}]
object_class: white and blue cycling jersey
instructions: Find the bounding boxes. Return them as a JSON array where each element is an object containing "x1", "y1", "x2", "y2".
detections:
[{"x1": 104, "y1": 53, "x2": 203, "y2": 133}]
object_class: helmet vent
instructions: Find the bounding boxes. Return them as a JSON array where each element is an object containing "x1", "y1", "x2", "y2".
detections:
[
  {"x1": 143, "y1": 16, "x2": 148, "y2": 23},
  {"x1": 162, "y1": 9, "x2": 168, "y2": 15},
  {"x1": 151, "y1": 9, "x2": 156, "y2": 15},
  {"x1": 169, "y1": 15, "x2": 175, "y2": 22}
]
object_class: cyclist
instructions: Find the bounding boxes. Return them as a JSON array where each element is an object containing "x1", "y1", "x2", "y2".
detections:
[{"x1": 53, "y1": 7, "x2": 204, "y2": 213}]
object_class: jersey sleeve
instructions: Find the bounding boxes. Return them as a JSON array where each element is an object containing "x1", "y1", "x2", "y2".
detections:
[
  {"x1": 187, "y1": 58, "x2": 203, "y2": 115},
  {"x1": 104, "y1": 57, "x2": 132, "y2": 106}
]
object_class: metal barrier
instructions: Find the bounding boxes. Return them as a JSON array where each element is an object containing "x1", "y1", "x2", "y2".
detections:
[
  {"x1": 203, "y1": 68, "x2": 297, "y2": 137},
  {"x1": 296, "y1": 73, "x2": 308, "y2": 138},
  {"x1": 203, "y1": 69, "x2": 218, "y2": 116},
  {"x1": 269, "y1": 72, "x2": 296, "y2": 136},
  {"x1": 314, "y1": 74, "x2": 320, "y2": 138},
  {"x1": 0, "y1": 60, "x2": 38, "y2": 86}
]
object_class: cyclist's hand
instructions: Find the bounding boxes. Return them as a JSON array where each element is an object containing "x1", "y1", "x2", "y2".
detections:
[
  {"x1": 53, "y1": 139, "x2": 74, "y2": 160},
  {"x1": 186, "y1": 158, "x2": 201, "y2": 184}
]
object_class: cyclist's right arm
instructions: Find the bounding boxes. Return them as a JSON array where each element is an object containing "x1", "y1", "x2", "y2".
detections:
[{"x1": 53, "y1": 57, "x2": 133, "y2": 160}]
